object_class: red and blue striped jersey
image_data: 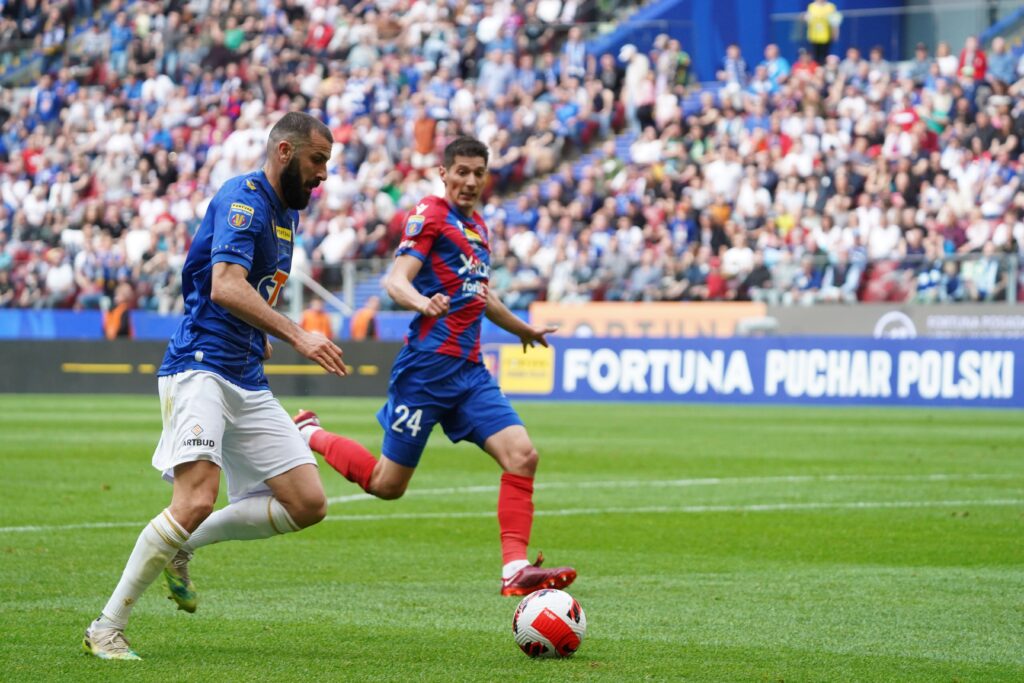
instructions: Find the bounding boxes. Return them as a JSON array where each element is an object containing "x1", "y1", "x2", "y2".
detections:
[{"x1": 395, "y1": 195, "x2": 490, "y2": 362}]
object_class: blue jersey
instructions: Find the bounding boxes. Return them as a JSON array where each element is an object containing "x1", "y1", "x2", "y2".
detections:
[
  {"x1": 395, "y1": 195, "x2": 490, "y2": 362},
  {"x1": 159, "y1": 170, "x2": 298, "y2": 390}
]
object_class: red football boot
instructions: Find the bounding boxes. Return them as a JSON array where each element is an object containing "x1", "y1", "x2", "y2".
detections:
[
  {"x1": 293, "y1": 408, "x2": 321, "y2": 432},
  {"x1": 500, "y1": 552, "x2": 577, "y2": 596}
]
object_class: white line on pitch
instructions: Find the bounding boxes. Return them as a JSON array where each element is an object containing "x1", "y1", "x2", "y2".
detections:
[
  {"x1": 326, "y1": 473, "x2": 1021, "y2": 504},
  {"x1": 319, "y1": 499, "x2": 1023, "y2": 522},
  {"x1": 1, "y1": 498, "x2": 1020, "y2": 534}
]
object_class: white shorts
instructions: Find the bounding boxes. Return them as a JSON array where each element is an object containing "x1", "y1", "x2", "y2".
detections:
[{"x1": 152, "y1": 370, "x2": 316, "y2": 503}]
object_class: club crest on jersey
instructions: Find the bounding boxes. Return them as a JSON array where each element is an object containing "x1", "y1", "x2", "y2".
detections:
[
  {"x1": 227, "y1": 202, "x2": 255, "y2": 230},
  {"x1": 405, "y1": 214, "x2": 426, "y2": 237}
]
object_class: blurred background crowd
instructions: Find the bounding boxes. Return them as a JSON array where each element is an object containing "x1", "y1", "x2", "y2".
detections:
[{"x1": 1, "y1": 0, "x2": 1024, "y2": 326}]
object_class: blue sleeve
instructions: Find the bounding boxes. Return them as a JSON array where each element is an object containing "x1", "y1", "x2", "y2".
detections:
[{"x1": 210, "y1": 192, "x2": 266, "y2": 272}]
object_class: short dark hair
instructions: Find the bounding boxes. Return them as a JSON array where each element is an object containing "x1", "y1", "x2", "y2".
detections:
[
  {"x1": 267, "y1": 112, "x2": 333, "y2": 154},
  {"x1": 443, "y1": 136, "x2": 489, "y2": 168}
]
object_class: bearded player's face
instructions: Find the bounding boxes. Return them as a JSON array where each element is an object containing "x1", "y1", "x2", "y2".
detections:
[{"x1": 280, "y1": 133, "x2": 331, "y2": 210}]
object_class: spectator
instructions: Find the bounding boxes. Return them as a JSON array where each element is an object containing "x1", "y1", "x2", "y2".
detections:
[
  {"x1": 348, "y1": 295, "x2": 379, "y2": 341},
  {"x1": 109, "y1": 11, "x2": 133, "y2": 76},
  {"x1": 935, "y1": 41, "x2": 959, "y2": 79},
  {"x1": 300, "y1": 298, "x2": 335, "y2": 339},
  {"x1": 103, "y1": 282, "x2": 136, "y2": 339},
  {"x1": 903, "y1": 42, "x2": 932, "y2": 86},
  {"x1": 957, "y1": 35, "x2": 987, "y2": 85},
  {"x1": 804, "y1": 0, "x2": 840, "y2": 65},
  {"x1": 762, "y1": 43, "x2": 790, "y2": 90},
  {"x1": 717, "y1": 43, "x2": 747, "y2": 106},
  {"x1": 0, "y1": 269, "x2": 14, "y2": 308},
  {"x1": 987, "y1": 37, "x2": 1015, "y2": 94}
]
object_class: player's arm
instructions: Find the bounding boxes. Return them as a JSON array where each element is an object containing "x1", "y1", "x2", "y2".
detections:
[
  {"x1": 384, "y1": 254, "x2": 450, "y2": 317},
  {"x1": 210, "y1": 262, "x2": 347, "y2": 376},
  {"x1": 484, "y1": 287, "x2": 557, "y2": 353}
]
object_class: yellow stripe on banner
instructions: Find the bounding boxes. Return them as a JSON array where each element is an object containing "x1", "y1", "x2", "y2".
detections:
[
  {"x1": 264, "y1": 365, "x2": 327, "y2": 375},
  {"x1": 263, "y1": 364, "x2": 357, "y2": 376},
  {"x1": 61, "y1": 363, "x2": 134, "y2": 374},
  {"x1": 357, "y1": 365, "x2": 379, "y2": 376},
  {"x1": 137, "y1": 364, "x2": 157, "y2": 374}
]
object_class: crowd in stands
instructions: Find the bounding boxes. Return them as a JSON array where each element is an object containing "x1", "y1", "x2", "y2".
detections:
[{"x1": 0, "y1": 0, "x2": 1023, "y2": 319}]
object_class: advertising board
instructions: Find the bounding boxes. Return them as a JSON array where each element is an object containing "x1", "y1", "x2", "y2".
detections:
[{"x1": 484, "y1": 337, "x2": 1023, "y2": 408}]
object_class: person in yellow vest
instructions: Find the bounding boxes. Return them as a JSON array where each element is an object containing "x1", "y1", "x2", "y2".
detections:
[{"x1": 804, "y1": 0, "x2": 840, "y2": 65}]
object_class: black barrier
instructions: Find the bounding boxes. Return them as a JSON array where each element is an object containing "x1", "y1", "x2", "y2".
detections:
[{"x1": 0, "y1": 341, "x2": 402, "y2": 396}]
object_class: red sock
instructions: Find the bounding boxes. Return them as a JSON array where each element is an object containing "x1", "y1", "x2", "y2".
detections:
[
  {"x1": 498, "y1": 472, "x2": 534, "y2": 564},
  {"x1": 310, "y1": 431, "x2": 377, "y2": 492}
]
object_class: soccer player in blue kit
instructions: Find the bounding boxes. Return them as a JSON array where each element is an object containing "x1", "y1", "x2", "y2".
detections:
[
  {"x1": 82, "y1": 112, "x2": 347, "y2": 660},
  {"x1": 295, "y1": 136, "x2": 577, "y2": 597}
]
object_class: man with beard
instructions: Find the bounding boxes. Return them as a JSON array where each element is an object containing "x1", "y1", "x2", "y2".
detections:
[{"x1": 83, "y1": 112, "x2": 347, "y2": 660}]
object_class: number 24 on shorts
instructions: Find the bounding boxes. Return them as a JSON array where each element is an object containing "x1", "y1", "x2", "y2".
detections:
[{"x1": 391, "y1": 405, "x2": 423, "y2": 437}]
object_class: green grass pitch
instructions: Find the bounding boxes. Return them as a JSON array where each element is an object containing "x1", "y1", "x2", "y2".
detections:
[{"x1": 0, "y1": 394, "x2": 1022, "y2": 682}]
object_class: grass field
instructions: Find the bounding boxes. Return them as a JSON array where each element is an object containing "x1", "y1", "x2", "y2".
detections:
[{"x1": 0, "y1": 394, "x2": 1022, "y2": 682}]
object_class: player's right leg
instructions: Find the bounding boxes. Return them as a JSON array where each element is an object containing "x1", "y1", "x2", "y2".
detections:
[
  {"x1": 297, "y1": 359, "x2": 443, "y2": 499},
  {"x1": 83, "y1": 461, "x2": 219, "y2": 660},
  {"x1": 296, "y1": 407, "x2": 420, "y2": 499}
]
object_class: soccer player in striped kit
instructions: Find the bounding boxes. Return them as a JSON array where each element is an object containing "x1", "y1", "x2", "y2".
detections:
[{"x1": 296, "y1": 136, "x2": 577, "y2": 596}]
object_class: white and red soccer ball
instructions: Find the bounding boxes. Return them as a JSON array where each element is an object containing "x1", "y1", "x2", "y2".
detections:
[{"x1": 511, "y1": 589, "x2": 586, "y2": 658}]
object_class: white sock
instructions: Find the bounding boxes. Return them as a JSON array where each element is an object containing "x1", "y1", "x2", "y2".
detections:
[
  {"x1": 297, "y1": 423, "x2": 322, "y2": 447},
  {"x1": 97, "y1": 509, "x2": 189, "y2": 630},
  {"x1": 502, "y1": 559, "x2": 530, "y2": 580},
  {"x1": 182, "y1": 496, "x2": 299, "y2": 553}
]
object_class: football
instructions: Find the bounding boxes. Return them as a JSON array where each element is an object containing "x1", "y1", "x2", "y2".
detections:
[{"x1": 511, "y1": 589, "x2": 587, "y2": 658}]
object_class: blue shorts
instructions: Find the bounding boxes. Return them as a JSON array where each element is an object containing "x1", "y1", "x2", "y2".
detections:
[{"x1": 376, "y1": 347, "x2": 524, "y2": 467}]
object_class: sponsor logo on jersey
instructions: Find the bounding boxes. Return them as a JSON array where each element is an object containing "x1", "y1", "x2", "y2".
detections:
[
  {"x1": 457, "y1": 253, "x2": 490, "y2": 278},
  {"x1": 405, "y1": 214, "x2": 426, "y2": 236},
  {"x1": 276, "y1": 225, "x2": 292, "y2": 241},
  {"x1": 462, "y1": 280, "x2": 488, "y2": 296},
  {"x1": 245, "y1": 179, "x2": 257, "y2": 190},
  {"x1": 227, "y1": 202, "x2": 255, "y2": 230},
  {"x1": 191, "y1": 424, "x2": 204, "y2": 436},
  {"x1": 257, "y1": 269, "x2": 289, "y2": 306}
]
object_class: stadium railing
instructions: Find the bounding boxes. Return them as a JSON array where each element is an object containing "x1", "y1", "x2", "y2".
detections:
[{"x1": 284, "y1": 252, "x2": 1022, "y2": 316}]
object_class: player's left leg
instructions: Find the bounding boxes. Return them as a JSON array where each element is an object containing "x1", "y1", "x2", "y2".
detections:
[
  {"x1": 84, "y1": 461, "x2": 217, "y2": 659},
  {"x1": 443, "y1": 366, "x2": 576, "y2": 595},
  {"x1": 480, "y1": 425, "x2": 575, "y2": 596}
]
